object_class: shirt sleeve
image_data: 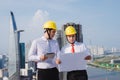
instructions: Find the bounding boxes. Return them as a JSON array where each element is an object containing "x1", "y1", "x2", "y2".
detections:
[{"x1": 28, "y1": 40, "x2": 40, "y2": 62}]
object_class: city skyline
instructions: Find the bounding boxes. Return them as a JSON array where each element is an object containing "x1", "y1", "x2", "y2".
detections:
[{"x1": 0, "y1": 0, "x2": 120, "y2": 53}]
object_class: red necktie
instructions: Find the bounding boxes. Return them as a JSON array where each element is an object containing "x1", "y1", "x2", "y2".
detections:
[{"x1": 71, "y1": 44, "x2": 75, "y2": 54}]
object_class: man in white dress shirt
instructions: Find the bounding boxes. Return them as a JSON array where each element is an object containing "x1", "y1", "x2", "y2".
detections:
[
  {"x1": 56, "y1": 26, "x2": 91, "y2": 80},
  {"x1": 28, "y1": 21, "x2": 60, "y2": 80}
]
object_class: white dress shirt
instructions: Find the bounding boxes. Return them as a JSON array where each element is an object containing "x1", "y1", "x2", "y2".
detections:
[{"x1": 28, "y1": 36, "x2": 60, "y2": 69}]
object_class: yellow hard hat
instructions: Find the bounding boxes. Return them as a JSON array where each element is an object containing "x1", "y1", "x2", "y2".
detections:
[
  {"x1": 43, "y1": 21, "x2": 57, "y2": 30},
  {"x1": 65, "y1": 26, "x2": 76, "y2": 35}
]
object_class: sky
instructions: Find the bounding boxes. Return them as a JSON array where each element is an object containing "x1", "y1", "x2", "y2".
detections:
[{"x1": 0, "y1": 0, "x2": 120, "y2": 54}]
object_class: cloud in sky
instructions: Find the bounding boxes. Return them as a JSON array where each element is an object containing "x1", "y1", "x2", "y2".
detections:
[
  {"x1": 31, "y1": 9, "x2": 49, "y2": 27},
  {"x1": 22, "y1": 9, "x2": 49, "y2": 42}
]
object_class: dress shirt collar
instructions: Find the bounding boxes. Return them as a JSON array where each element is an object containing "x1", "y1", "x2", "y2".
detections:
[
  {"x1": 68, "y1": 41, "x2": 77, "y2": 46},
  {"x1": 41, "y1": 36, "x2": 53, "y2": 41}
]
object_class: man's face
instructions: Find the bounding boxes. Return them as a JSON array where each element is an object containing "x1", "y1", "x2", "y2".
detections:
[
  {"x1": 67, "y1": 34, "x2": 76, "y2": 43},
  {"x1": 49, "y1": 29, "x2": 56, "y2": 38}
]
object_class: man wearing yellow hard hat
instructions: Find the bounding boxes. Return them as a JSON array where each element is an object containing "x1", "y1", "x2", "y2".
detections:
[
  {"x1": 28, "y1": 21, "x2": 60, "y2": 80},
  {"x1": 56, "y1": 26, "x2": 91, "y2": 80}
]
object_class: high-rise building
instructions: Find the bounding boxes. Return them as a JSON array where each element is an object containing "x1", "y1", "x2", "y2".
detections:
[
  {"x1": 0, "y1": 55, "x2": 8, "y2": 69},
  {"x1": 8, "y1": 11, "x2": 24, "y2": 80},
  {"x1": 25, "y1": 41, "x2": 32, "y2": 62},
  {"x1": 0, "y1": 55, "x2": 5, "y2": 69},
  {"x1": 61, "y1": 22, "x2": 83, "y2": 46},
  {"x1": 55, "y1": 30, "x2": 62, "y2": 49},
  {"x1": 19, "y1": 43, "x2": 25, "y2": 68},
  {"x1": 0, "y1": 54, "x2": 9, "y2": 79},
  {"x1": 8, "y1": 11, "x2": 18, "y2": 80}
]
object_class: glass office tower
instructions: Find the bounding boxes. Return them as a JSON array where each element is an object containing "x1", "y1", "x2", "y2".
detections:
[{"x1": 8, "y1": 11, "x2": 21, "y2": 80}]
